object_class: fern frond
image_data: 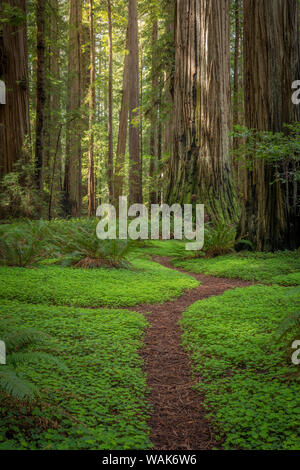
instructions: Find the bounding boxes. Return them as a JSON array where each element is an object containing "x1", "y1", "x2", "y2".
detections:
[
  {"x1": 8, "y1": 351, "x2": 68, "y2": 371},
  {"x1": 0, "y1": 368, "x2": 39, "y2": 400},
  {"x1": 4, "y1": 329, "x2": 49, "y2": 353}
]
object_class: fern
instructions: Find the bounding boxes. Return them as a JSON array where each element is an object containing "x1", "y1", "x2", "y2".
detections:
[
  {"x1": 0, "y1": 368, "x2": 39, "y2": 400},
  {"x1": 52, "y1": 219, "x2": 136, "y2": 268},
  {"x1": 4, "y1": 328, "x2": 48, "y2": 353},
  {"x1": 0, "y1": 323, "x2": 65, "y2": 401},
  {"x1": 8, "y1": 352, "x2": 68, "y2": 371},
  {"x1": 0, "y1": 220, "x2": 51, "y2": 267}
]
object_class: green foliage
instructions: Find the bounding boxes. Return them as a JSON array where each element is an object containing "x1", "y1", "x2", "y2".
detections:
[
  {"x1": 174, "y1": 250, "x2": 300, "y2": 285},
  {"x1": 180, "y1": 285, "x2": 300, "y2": 449},
  {"x1": 0, "y1": 325, "x2": 62, "y2": 401},
  {"x1": 277, "y1": 287, "x2": 300, "y2": 342},
  {"x1": 0, "y1": 220, "x2": 51, "y2": 267},
  {"x1": 201, "y1": 222, "x2": 251, "y2": 257},
  {"x1": 0, "y1": 2, "x2": 25, "y2": 28},
  {"x1": 0, "y1": 258, "x2": 198, "y2": 307},
  {"x1": 0, "y1": 157, "x2": 42, "y2": 219},
  {"x1": 0, "y1": 300, "x2": 150, "y2": 450},
  {"x1": 51, "y1": 218, "x2": 136, "y2": 268},
  {"x1": 232, "y1": 123, "x2": 300, "y2": 185}
]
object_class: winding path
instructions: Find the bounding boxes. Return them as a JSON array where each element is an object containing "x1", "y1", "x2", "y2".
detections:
[{"x1": 133, "y1": 256, "x2": 252, "y2": 450}]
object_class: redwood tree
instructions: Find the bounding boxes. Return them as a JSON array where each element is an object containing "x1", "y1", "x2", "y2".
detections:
[
  {"x1": 64, "y1": 0, "x2": 82, "y2": 217},
  {"x1": 35, "y1": 0, "x2": 46, "y2": 191},
  {"x1": 0, "y1": 0, "x2": 29, "y2": 179},
  {"x1": 128, "y1": 0, "x2": 142, "y2": 205},
  {"x1": 238, "y1": 0, "x2": 300, "y2": 250},
  {"x1": 167, "y1": 0, "x2": 236, "y2": 222}
]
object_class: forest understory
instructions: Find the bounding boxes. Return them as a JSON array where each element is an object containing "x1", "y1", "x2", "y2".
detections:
[{"x1": 0, "y1": 0, "x2": 300, "y2": 453}]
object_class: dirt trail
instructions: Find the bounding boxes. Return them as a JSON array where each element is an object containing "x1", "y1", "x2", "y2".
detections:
[{"x1": 132, "y1": 256, "x2": 252, "y2": 450}]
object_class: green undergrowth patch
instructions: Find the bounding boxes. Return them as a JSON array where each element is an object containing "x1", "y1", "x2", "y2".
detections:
[
  {"x1": 0, "y1": 300, "x2": 150, "y2": 450},
  {"x1": 133, "y1": 240, "x2": 189, "y2": 258},
  {"x1": 181, "y1": 285, "x2": 300, "y2": 450},
  {"x1": 0, "y1": 258, "x2": 198, "y2": 308},
  {"x1": 173, "y1": 251, "x2": 300, "y2": 285}
]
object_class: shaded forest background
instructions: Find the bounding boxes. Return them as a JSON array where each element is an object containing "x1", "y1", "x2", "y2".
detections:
[{"x1": 0, "y1": 0, "x2": 299, "y2": 251}]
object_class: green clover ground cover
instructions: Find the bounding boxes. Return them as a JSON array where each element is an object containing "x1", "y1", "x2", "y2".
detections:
[
  {"x1": 0, "y1": 258, "x2": 198, "y2": 308},
  {"x1": 181, "y1": 285, "x2": 300, "y2": 449},
  {"x1": 0, "y1": 300, "x2": 150, "y2": 450},
  {"x1": 173, "y1": 251, "x2": 300, "y2": 285}
]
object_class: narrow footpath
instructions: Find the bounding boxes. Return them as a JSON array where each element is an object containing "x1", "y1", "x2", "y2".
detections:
[{"x1": 133, "y1": 256, "x2": 252, "y2": 450}]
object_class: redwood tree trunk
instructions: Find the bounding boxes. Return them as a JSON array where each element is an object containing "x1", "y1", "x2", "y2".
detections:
[
  {"x1": 88, "y1": 0, "x2": 96, "y2": 216},
  {"x1": 107, "y1": 0, "x2": 114, "y2": 205},
  {"x1": 35, "y1": 0, "x2": 46, "y2": 192},
  {"x1": 238, "y1": 0, "x2": 300, "y2": 250},
  {"x1": 149, "y1": 20, "x2": 158, "y2": 205},
  {"x1": 128, "y1": 0, "x2": 142, "y2": 205},
  {"x1": 114, "y1": 28, "x2": 129, "y2": 211},
  {"x1": 0, "y1": 0, "x2": 29, "y2": 179},
  {"x1": 167, "y1": 0, "x2": 236, "y2": 222},
  {"x1": 64, "y1": 0, "x2": 82, "y2": 217}
]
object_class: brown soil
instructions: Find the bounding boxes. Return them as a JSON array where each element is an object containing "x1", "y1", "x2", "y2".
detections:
[{"x1": 133, "y1": 256, "x2": 253, "y2": 450}]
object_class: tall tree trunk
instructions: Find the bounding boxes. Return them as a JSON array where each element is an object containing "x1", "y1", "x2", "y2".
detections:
[
  {"x1": 149, "y1": 20, "x2": 158, "y2": 205},
  {"x1": 114, "y1": 28, "x2": 129, "y2": 211},
  {"x1": 88, "y1": 0, "x2": 96, "y2": 216},
  {"x1": 167, "y1": 0, "x2": 236, "y2": 223},
  {"x1": 0, "y1": 0, "x2": 30, "y2": 180},
  {"x1": 47, "y1": 0, "x2": 63, "y2": 219},
  {"x1": 107, "y1": 0, "x2": 114, "y2": 204},
  {"x1": 238, "y1": 0, "x2": 300, "y2": 250},
  {"x1": 233, "y1": 0, "x2": 241, "y2": 132},
  {"x1": 162, "y1": 0, "x2": 175, "y2": 159},
  {"x1": 64, "y1": 0, "x2": 82, "y2": 217},
  {"x1": 35, "y1": 0, "x2": 46, "y2": 192},
  {"x1": 128, "y1": 0, "x2": 142, "y2": 205}
]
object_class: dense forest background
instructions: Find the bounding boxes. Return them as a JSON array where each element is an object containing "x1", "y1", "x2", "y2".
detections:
[{"x1": 0, "y1": 0, "x2": 299, "y2": 251}]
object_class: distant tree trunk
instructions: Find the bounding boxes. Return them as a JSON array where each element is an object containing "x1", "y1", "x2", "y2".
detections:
[
  {"x1": 64, "y1": 0, "x2": 82, "y2": 217},
  {"x1": 232, "y1": 0, "x2": 242, "y2": 188},
  {"x1": 128, "y1": 0, "x2": 142, "y2": 205},
  {"x1": 107, "y1": 0, "x2": 114, "y2": 204},
  {"x1": 46, "y1": 0, "x2": 63, "y2": 219},
  {"x1": 35, "y1": 0, "x2": 46, "y2": 192},
  {"x1": 88, "y1": 0, "x2": 96, "y2": 216},
  {"x1": 149, "y1": 20, "x2": 158, "y2": 205},
  {"x1": 162, "y1": 0, "x2": 174, "y2": 159},
  {"x1": 238, "y1": 0, "x2": 300, "y2": 250},
  {"x1": 114, "y1": 28, "x2": 129, "y2": 211},
  {"x1": 0, "y1": 0, "x2": 30, "y2": 180},
  {"x1": 167, "y1": 0, "x2": 236, "y2": 223},
  {"x1": 233, "y1": 0, "x2": 241, "y2": 132}
]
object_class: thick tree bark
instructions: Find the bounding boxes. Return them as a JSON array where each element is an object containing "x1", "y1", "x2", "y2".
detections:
[
  {"x1": 35, "y1": 0, "x2": 46, "y2": 192},
  {"x1": 167, "y1": 0, "x2": 236, "y2": 223},
  {"x1": 88, "y1": 0, "x2": 96, "y2": 216},
  {"x1": 47, "y1": 0, "x2": 63, "y2": 219},
  {"x1": 238, "y1": 0, "x2": 300, "y2": 250},
  {"x1": 149, "y1": 20, "x2": 158, "y2": 205},
  {"x1": 128, "y1": 0, "x2": 142, "y2": 205},
  {"x1": 64, "y1": 0, "x2": 82, "y2": 217},
  {"x1": 114, "y1": 28, "x2": 129, "y2": 211},
  {"x1": 107, "y1": 0, "x2": 114, "y2": 205},
  {"x1": 0, "y1": 0, "x2": 29, "y2": 179},
  {"x1": 233, "y1": 0, "x2": 241, "y2": 131}
]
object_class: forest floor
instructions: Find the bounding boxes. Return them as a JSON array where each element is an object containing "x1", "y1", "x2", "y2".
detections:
[
  {"x1": 132, "y1": 256, "x2": 252, "y2": 450},
  {"x1": 1, "y1": 241, "x2": 300, "y2": 450}
]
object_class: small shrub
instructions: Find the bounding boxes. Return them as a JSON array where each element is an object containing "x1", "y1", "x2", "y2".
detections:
[
  {"x1": 0, "y1": 220, "x2": 51, "y2": 267},
  {"x1": 52, "y1": 219, "x2": 136, "y2": 268},
  {"x1": 0, "y1": 325, "x2": 65, "y2": 401}
]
